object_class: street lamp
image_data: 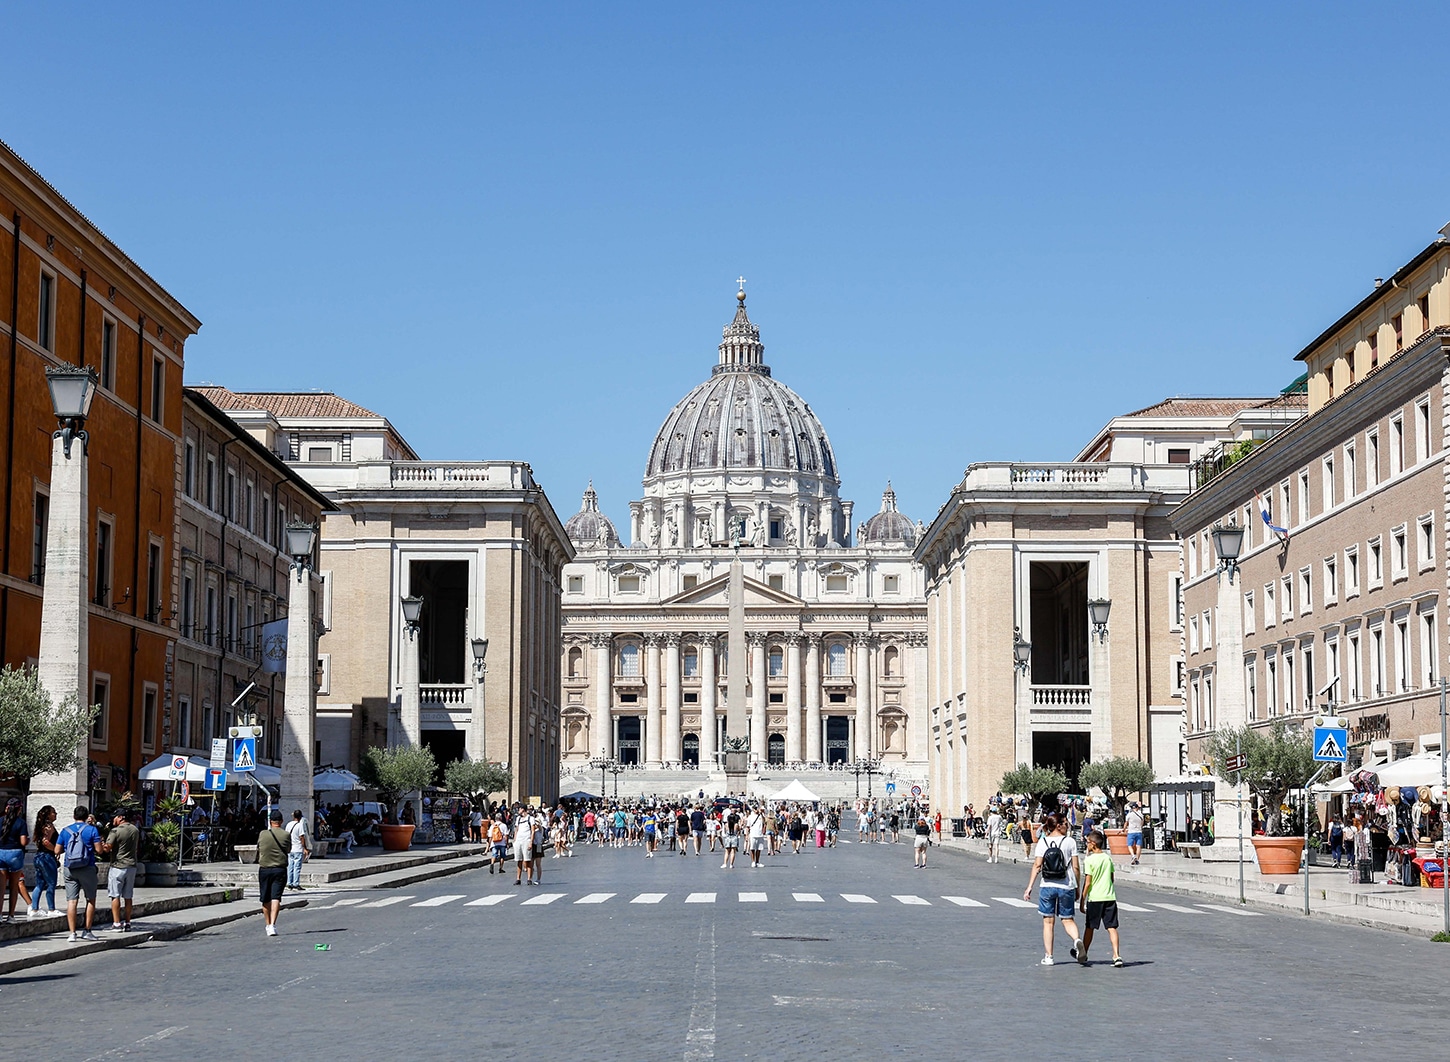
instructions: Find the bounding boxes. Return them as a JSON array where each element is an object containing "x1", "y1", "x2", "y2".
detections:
[
  {"x1": 1211, "y1": 521, "x2": 1245, "y2": 582},
  {"x1": 280, "y1": 522, "x2": 320, "y2": 840},
  {"x1": 401, "y1": 595, "x2": 423, "y2": 633},
  {"x1": 1013, "y1": 626, "x2": 1032, "y2": 674},
  {"x1": 284, "y1": 522, "x2": 317, "y2": 573},
  {"x1": 1087, "y1": 598, "x2": 1112, "y2": 642},
  {"x1": 469, "y1": 637, "x2": 489, "y2": 761},
  {"x1": 398, "y1": 594, "x2": 424, "y2": 748},
  {"x1": 30, "y1": 365, "x2": 102, "y2": 819}
]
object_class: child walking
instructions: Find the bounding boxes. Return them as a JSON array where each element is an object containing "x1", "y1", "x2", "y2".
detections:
[{"x1": 1077, "y1": 830, "x2": 1124, "y2": 968}]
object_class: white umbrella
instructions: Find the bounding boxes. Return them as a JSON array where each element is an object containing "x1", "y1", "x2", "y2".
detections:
[
  {"x1": 1311, "y1": 774, "x2": 1353, "y2": 794},
  {"x1": 137, "y1": 754, "x2": 209, "y2": 783},
  {"x1": 313, "y1": 768, "x2": 363, "y2": 791},
  {"x1": 1375, "y1": 753, "x2": 1447, "y2": 789}
]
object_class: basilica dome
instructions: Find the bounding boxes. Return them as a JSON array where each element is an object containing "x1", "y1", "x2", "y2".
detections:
[
  {"x1": 564, "y1": 482, "x2": 619, "y2": 547},
  {"x1": 859, "y1": 483, "x2": 916, "y2": 547},
  {"x1": 644, "y1": 293, "x2": 838, "y2": 484}
]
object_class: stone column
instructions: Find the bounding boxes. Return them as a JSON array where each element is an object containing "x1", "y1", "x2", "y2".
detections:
[
  {"x1": 805, "y1": 634, "x2": 823, "y2": 763},
  {"x1": 592, "y1": 633, "x2": 612, "y2": 759},
  {"x1": 664, "y1": 633, "x2": 682, "y2": 764},
  {"x1": 281, "y1": 564, "x2": 316, "y2": 830},
  {"x1": 400, "y1": 619, "x2": 421, "y2": 747},
  {"x1": 30, "y1": 434, "x2": 89, "y2": 822},
  {"x1": 785, "y1": 633, "x2": 803, "y2": 763},
  {"x1": 855, "y1": 633, "x2": 874, "y2": 759},
  {"x1": 1203, "y1": 558, "x2": 1249, "y2": 863},
  {"x1": 749, "y1": 632, "x2": 768, "y2": 764},
  {"x1": 645, "y1": 633, "x2": 662, "y2": 767},
  {"x1": 700, "y1": 635, "x2": 717, "y2": 769}
]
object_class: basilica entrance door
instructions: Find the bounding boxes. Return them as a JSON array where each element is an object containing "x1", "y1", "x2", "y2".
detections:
[
  {"x1": 825, "y1": 716, "x2": 850, "y2": 764},
  {"x1": 617, "y1": 716, "x2": 641, "y2": 765},
  {"x1": 682, "y1": 733, "x2": 700, "y2": 766}
]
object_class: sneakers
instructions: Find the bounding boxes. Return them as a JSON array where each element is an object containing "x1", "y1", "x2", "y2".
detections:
[
  {"x1": 265, "y1": 924, "x2": 277, "y2": 936},
  {"x1": 1076, "y1": 945, "x2": 1089, "y2": 966},
  {"x1": 1069, "y1": 943, "x2": 1077, "y2": 959},
  {"x1": 1039, "y1": 955, "x2": 1054, "y2": 966},
  {"x1": 67, "y1": 932, "x2": 77, "y2": 943},
  {"x1": 80, "y1": 930, "x2": 98, "y2": 941},
  {"x1": 110, "y1": 922, "x2": 126, "y2": 932},
  {"x1": 123, "y1": 923, "x2": 133, "y2": 932},
  {"x1": 1113, "y1": 956, "x2": 1125, "y2": 968}
]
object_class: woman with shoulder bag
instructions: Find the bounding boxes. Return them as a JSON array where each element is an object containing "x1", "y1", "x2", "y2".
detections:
[
  {"x1": 530, "y1": 814, "x2": 547, "y2": 885},
  {"x1": 28, "y1": 805, "x2": 59, "y2": 918}
]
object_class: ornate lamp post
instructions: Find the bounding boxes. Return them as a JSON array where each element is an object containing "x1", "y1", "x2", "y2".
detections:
[
  {"x1": 281, "y1": 522, "x2": 318, "y2": 832},
  {"x1": 398, "y1": 595, "x2": 423, "y2": 747},
  {"x1": 31, "y1": 366, "x2": 99, "y2": 820},
  {"x1": 1211, "y1": 521, "x2": 1246, "y2": 582},
  {"x1": 469, "y1": 637, "x2": 489, "y2": 760},
  {"x1": 1087, "y1": 598, "x2": 1112, "y2": 642}
]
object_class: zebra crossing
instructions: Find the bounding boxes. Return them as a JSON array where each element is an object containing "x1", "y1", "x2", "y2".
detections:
[{"x1": 321, "y1": 892, "x2": 1266, "y2": 915}]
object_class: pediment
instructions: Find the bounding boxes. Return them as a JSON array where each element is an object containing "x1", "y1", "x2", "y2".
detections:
[{"x1": 661, "y1": 571, "x2": 804, "y2": 608}]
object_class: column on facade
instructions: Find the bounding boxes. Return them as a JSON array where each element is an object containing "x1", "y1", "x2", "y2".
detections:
[
  {"x1": 700, "y1": 635, "x2": 717, "y2": 769},
  {"x1": 785, "y1": 633, "x2": 803, "y2": 763},
  {"x1": 592, "y1": 633, "x2": 612, "y2": 758},
  {"x1": 855, "y1": 632, "x2": 874, "y2": 759},
  {"x1": 749, "y1": 632, "x2": 768, "y2": 763},
  {"x1": 805, "y1": 633, "x2": 823, "y2": 763},
  {"x1": 664, "y1": 633, "x2": 682, "y2": 764},
  {"x1": 645, "y1": 633, "x2": 662, "y2": 767}
]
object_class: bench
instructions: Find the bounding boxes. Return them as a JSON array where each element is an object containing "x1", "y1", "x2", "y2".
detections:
[
  {"x1": 319, "y1": 838, "x2": 346, "y2": 856},
  {"x1": 235, "y1": 845, "x2": 258, "y2": 864},
  {"x1": 1179, "y1": 843, "x2": 1202, "y2": 859}
]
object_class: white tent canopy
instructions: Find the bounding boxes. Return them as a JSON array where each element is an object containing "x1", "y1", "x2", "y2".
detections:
[
  {"x1": 769, "y1": 779, "x2": 820, "y2": 803},
  {"x1": 313, "y1": 768, "x2": 363, "y2": 791},
  {"x1": 1311, "y1": 774, "x2": 1354, "y2": 794},
  {"x1": 137, "y1": 755, "x2": 279, "y2": 788},
  {"x1": 1374, "y1": 753, "x2": 1447, "y2": 789}
]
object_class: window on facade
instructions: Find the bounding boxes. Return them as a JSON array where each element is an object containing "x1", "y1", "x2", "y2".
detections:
[
  {"x1": 38, "y1": 272, "x2": 54, "y2": 351},
  {"x1": 1346, "y1": 546, "x2": 1360, "y2": 595},
  {"x1": 90, "y1": 677, "x2": 109, "y2": 745},
  {"x1": 1423, "y1": 612, "x2": 1438, "y2": 685},
  {"x1": 619, "y1": 643, "x2": 640, "y2": 677},
  {"x1": 1368, "y1": 537, "x2": 1383, "y2": 587},
  {"x1": 1298, "y1": 472, "x2": 1310, "y2": 524},
  {"x1": 1170, "y1": 573, "x2": 1183, "y2": 629},
  {"x1": 307, "y1": 446, "x2": 332, "y2": 463},
  {"x1": 1264, "y1": 582, "x2": 1276, "y2": 627},
  {"x1": 681, "y1": 574, "x2": 697, "y2": 591},
  {"x1": 1279, "y1": 482, "x2": 1291, "y2": 530},
  {"x1": 1368, "y1": 331, "x2": 1379, "y2": 370},
  {"x1": 1324, "y1": 556, "x2": 1337, "y2": 603},
  {"x1": 146, "y1": 542, "x2": 162, "y2": 622},
  {"x1": 205, "y1": 455, "x2": 216, "y2": 510},
  {"x1": 31, "y1": 492, "x2": 48, "y2": 585},
  {"x1": 226, "y1": 595, "x2": 237, "y2": 653},
  {"x1": 1371, "y1": 626, "x2": 1385, "y2": 696},
  {"x1": 1203, "y1": 673, "x2": 1214, "y2": 730},
  {"x1": 618, "y1": 574, "x2": 640, "y2": 593},
  {"x1": 1395, "y1": 619, "x2": 1411, "y2": 692},
  {"x1": 1420, "y1": 515, "x2": 1435, "y2": 569},
  {"x1": 825, "y1": 573, "x2": 848, "y2": 593},
  {"x1": 567, "y1": 575, "x2": 584, "y2": 593},
  {"x1": 181, "y1": 573, "x2": 194, "y2": 639},
  {"x1": 1283, "y1": 652, "x2": 1295, "y2": 715},
  {"x1": 1391, "y1": 416, "x2": 1405, "y2": 475},
  {"x1": 183, "y1": 440, "x2": 196, "y2": 498},
  {"x1": 260, "y1": 492, "x2": 271, "y2": 544},
  {"x1": 1367, "y1": 430, "x2": 1380, "y2": 487},
  {"x1": 1299, "y1": 567, "x2": 1312, "y2": 613},
  {"x1": 1189, "y1": 616, "x2": 1199, "y2": 653},
  {"x1": 883, "y1": 574, "x2": 900, "y2": 593},
  {"x1": 1281, "y1": 575, "x2": 1293, "y2": 617},
  {"x1": 1417, "y1": 398, "x2": 1432, "y2": 462},
  {"x1": 150, "y1": 357, "x2": 164, "y2": 424},
  {"x1": 244, "y1": 601, "x2": 255, "y2": 659},
  {"x1": 768, "y1": 648, "x2": 784, "y2": 678},
  {"x1": 1418, "y1": 293, "x2": 1431, "y2": 334},
  {"x1": 1302, "y1": 643, "x2": 1315, "y2": 711},
  {"x1": 1187, "y1": 537, "x2": 1197, "y2": 579},
  {"x1": 1393, "y1": 313, "x2": 1404, "y2": 350},
  {"x1": 1245, "y1": 659, "x2": 1258, "y2": 722},
  {"x1": 768, "y1": 574, "x2": 784, "y2": 591},
  {"x1": 769, "y1": 518, "x2": 782, "y2": 541},
  {"x1": 142, "y1": 686, "x2": 158, "y2": 750},
  {"x1": 1391, "y1": 525, "x2": 1408, "y2": 578},
  {"x1": 1344, "y1": 442, "x2": 1357, "y2": 499},
  {"x1": 94, "y1": 519, "x2": 111, "y2": 607},
  {"x1": 1327, "y1": 638, "x2": 1340, "y2": 699},
  {"x1": 1202, "y1": 610, "x2": 1212, "y2": 650},
  {"x1": 1266, "y1": 658, "x2": 1277, "y2": 718},
  {"x1": 244, "y1": 480, "x2": 254, "y2": 533},
  {"x1": 1167, "y1": 448, "x2": 1191, "y2": 464},
  {"x1": 1322, "y1": 456, "x2": 1335, "y2": 509},
  {"x1": 827, "y1": 642, "x2": 848, "y2": 676},
  {"x1": 1348, "y1": 633, "x2": 1361, "y2": 700},
  {"x1": 683, "y1": 650, "x2": 698, "y2": 678},
  {"x1": 177, "y1": 695, "x2": 191, "y2": 750},
  {"x1": 101, "y1": 319, "x2": 115, "y2": 391},
  {"x1": 1173, "y1": 657, "x2": 1185, "y2": 694},
  {"x1": 205, "y1": 586, "x2": 217, "y2": 647},
  {"x1": 1243, "y1": 591, "x2": 1255, "y2": 635}
]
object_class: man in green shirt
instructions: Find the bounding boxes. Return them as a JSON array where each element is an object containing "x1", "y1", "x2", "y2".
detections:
[
  {"x1": 105, "y1": 811, "x2": 142, "y2": 932},
  {"x1": 1077, "y1": 830, "x2": 1123, "y2": 967},
  {"x1": 256, "y1": 811, "x2": 291, "y2": 936}
]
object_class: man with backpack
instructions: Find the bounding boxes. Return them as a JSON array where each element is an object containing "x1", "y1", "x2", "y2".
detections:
[
  {"x1": 1022, "y1": 812, "x2": 1083, "y2": 966},
  {"x1": 57, "y1": 805, "x2": 102, "y2": 942}
]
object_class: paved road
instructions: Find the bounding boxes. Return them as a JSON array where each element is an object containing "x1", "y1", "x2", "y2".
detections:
[{"x1": 6, "y1": 834, "x2": 1445, "y2": 1061}]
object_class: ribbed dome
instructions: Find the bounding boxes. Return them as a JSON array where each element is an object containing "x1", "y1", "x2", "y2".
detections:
[
  {"x1": 860, "y1": 483, "x2": 915, "y2": 547},
  {"x1": 564, "y1": 482, "x2": 619, "y2": 547},
  {"x1": 644, "y1": 295, "x2": 838, "y2": 482}
]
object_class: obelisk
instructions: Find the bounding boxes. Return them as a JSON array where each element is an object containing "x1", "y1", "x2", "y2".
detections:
[{"x1": 723, "y1": 529, "x2": 749, "y2": 794}]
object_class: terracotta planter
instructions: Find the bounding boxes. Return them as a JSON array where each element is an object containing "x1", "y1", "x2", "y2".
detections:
[
  {"x1": 1251, "y1": 836, "x2": 1304, "y2": 875},
  {"x1": 1104, "y1": 828, "x2": 1130, "y2": 855},
  {"x1": 380, "y1": 824, "x2": 415, "y2": 852}
]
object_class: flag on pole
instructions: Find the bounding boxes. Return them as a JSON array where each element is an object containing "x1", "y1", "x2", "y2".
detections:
[
  {"x1": 1254, "y1": 491, "x2": 1288, "y2": 544},
  {"x1": 260, "y1": 618, "x2": 289, "y2": 673}
]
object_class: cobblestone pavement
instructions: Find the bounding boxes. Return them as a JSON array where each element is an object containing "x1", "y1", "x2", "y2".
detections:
[{"x1": 8, "y1": 833, "x2": 1448, "y2": 1061}]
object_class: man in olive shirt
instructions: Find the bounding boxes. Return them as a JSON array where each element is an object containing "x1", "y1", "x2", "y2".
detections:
[
  {"x1": 106, "y1": 811, "x2": 142, "y2": 932},
  {"x1": 256, "y1": 810, "x2": 291, "y2": 936}
]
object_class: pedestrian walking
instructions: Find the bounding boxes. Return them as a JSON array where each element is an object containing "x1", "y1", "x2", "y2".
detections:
[
  {"x1": 690, "y1": 805, "x2": 706, "y2": 855},
  {"x1": 676, "y1": 807, "x2": 691, "y2": 856},
  {"x1": 1125, "y1": 802, "x2": 1145, "y2": 866},
  {"x1": 1077, "y1": 830, "x2": 1123, "y2": 967},
  {"x1": 642, "y1": 809, "x2": 659, "y2": 856},
  {"x1": 1019, "y1": 811, "x2": 1034, "y2": 856},
  {"x1": 471, "y1": 804, "x2": 485, "y2": 844},
  {"x1": 529, "y1": 811, "x2": 547, "y2": 884},
  {"x1": 513, "y1": 808, "x2": 536, "y2": 884},
  {"x1": 986, "y1": 807, "x2": 1003, "y2": 863},
  {"x1": 1327, "y1": 815, "x2": 1345, "y2": 868},
  {"x1": 488, "y1": 817, "x2": 508, "y2": 872},
  {"x1": 1022, "y1": 813, "x2": 1083, "y2": 966},
  {"x1": 286, "y1": 809, "x2": 311, "y2": 890},
  {"x1": 256, "y1": 810, "x2": 291, "y2": 936},
  {"x1": 56, "y1": 805, "x2": 101, "y2": 942},
  {"x1": 0, "y1": 797, "x2": 30, "y2": 922},
  {"x1": 721, "y1": 807, "x2": 740, "y2": 869},
  {"x1": 105, "y1": 810, "x2": 141, "y2": 932},
  {"x1": 913, "y1": 814, "x2": 931, "y2": 868},
  {"x1": 28, "y1": 805, "x2": 59, "y2": 919},
  {"x1": 745, "y1": 805, "x2": 766, "y2": 868}
]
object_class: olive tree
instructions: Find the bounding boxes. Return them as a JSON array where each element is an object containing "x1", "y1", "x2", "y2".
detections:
[
  {"x1": 1205, "y1": 721, "x2": 1314, "y2": 835},
  {"x1": 443, "y1": 758, "x2": 512, "y2": 808},
  {"x1": 359, "y1": 744, "x2": 437, "y2": 825},
  {"x1": 0, "y1": 665, "x2": 98, "y2": 792},
  {"x1": 1079, "y1": 757, "x2": 1156, "y2": 823},
  {"x1": 999, "y1": 764, "x2": 1069, "y2": 814}
]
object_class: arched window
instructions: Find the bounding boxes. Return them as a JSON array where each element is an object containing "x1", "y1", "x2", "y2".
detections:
[
  {"x1": 768, "y1": 733, "x2": 785, "y2": 765},
  {"x1": 619, "y1": 642, "x2": 640, "y2": 677},
  {"x1": 882, "y1": 645, "x2": 899, "y2": 678},
  {"x1": 827, "y1": 641, "x2": 848, "y2": 677},
  {"x1": 566, "y1": 646, "x2": 583, "y2": 678},
  {"x1": 768, "y1": 646, "x2": 784, "y2": 677}
]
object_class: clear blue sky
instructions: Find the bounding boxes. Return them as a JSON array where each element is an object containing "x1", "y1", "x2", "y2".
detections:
[{"x1": 4, "y1": 4, "x2": 1448, "y2": 535}]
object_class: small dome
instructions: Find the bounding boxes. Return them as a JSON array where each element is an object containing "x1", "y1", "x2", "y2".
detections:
[
  {"x1": 564, "y1": 482, "x2": 619, "y2": 547},
  {"x1": 860, "y1": 483, "x2": 915, "y2": 547}
]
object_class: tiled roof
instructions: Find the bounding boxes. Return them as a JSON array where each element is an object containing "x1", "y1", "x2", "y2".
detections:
[
  {"x1": 1120, "y1": 396, "x2": 1301, "y2": 419},
  {"x1": 191, "y1": 387, "x2": 384, "y2": 420}
]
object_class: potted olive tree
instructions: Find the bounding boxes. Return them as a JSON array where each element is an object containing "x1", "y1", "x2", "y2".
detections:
[
  {"x1": 1206, "y1": 721, "x2": 1315, "y2": 874},
  {"x1": 998, "y1": 764, "x2": 1069, "y2": 845},
  {"x1": 360, "y1": 744, "x2": 437, "y2": 851},
  {"x1": 1079, "y1": 757, "x2": 1156, "y2": 855},
  {"x1": 443, "y1": 759, "x2": 512, "y2": 817}
]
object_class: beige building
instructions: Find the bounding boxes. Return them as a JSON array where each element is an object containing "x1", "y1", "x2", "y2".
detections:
[
  {"x1": 1175, "y1": 226, "x2": 1450, "y2": 776},
  {"x1": 192, "y1": 388, "x2": 574, "y2": 803},
  {"x1": 558, "y1": 292, "x2": 928, "y2": 798},
  {"x1": 172, "y1": 388, "x2": 331, "y2": 768},
  {"x1": 916, "y1": 396, "x2": 1303, "y2": 812}
]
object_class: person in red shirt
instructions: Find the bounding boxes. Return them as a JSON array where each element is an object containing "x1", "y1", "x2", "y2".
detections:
[{"x1": 933, "y1": 811, "x2": 942, "y2": 840}]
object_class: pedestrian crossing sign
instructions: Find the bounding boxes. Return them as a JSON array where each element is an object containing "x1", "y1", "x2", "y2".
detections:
[
  {"x1": 1313, "y1": 726, "x2": 1347, "y2": 763},
  {"x1": 232, "y1": 736, "x2": 257, "y2": 773}
]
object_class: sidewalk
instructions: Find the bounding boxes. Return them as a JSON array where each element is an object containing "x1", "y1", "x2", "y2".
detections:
[
  {"x1": 936, "y1": 834, "x2": 1450, "y2": 937},
  {"x1": 0, "y1": 842, "x2": 494, "y2": 976}
]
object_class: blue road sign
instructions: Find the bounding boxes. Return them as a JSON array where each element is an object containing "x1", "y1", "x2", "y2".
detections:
[
  {"x1": 204, "y1": 768, "x2": 227, "y2": 791},
  {"x1": 1313, "y1": 726, "x2": 1348, "y2": 763},
  {"x1": 232, "y1": 736, "x2": 257, "y2": 773},
  {"x1": 885, "y1": 782, "x2": 896, "y2": 794}
]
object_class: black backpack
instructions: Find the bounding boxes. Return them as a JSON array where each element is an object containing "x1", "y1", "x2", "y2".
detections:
[{"x1": 1041, "y1": 839, "x2": 1068, "y2": 881}]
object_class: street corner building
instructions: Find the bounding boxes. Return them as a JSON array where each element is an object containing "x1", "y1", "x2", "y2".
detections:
[
  {"x1": 1173, "y1": 223, "x2": 1450, "y2": 794},
  {"x1": 193, "y1": 388, "x2": 574, "y2": 804},
  {"x1": 557, "y1": 291, "x2": 929, "y2": 801},
  {"x1": 915, "y1": 393, "x2": 1305, "y2": 816},
  {"x1": 0, "y1": 139, "x2": 200, "y2": 820}
]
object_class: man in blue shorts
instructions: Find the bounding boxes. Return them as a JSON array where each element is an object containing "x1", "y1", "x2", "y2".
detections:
[
  {"x1": 1022, "y1": 812, "x2": 1083, "y2": 966},
  {"x1": 1125, "y1": 802, "x2": 1146, "y2": 866}
]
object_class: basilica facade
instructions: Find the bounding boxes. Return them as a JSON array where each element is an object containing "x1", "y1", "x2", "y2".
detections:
[{"x1": 559, "y1": 292, "x2": 928, "y2": 788}]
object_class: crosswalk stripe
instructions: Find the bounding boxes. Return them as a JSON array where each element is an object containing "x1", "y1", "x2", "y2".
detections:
[
  {"x1": 575, "y1": 893, "x2": 615, "y2": 904},
  {"x1": 993, "y1": 897, "x2": 1037, "y2": 908},
  {"x1": 631, "y1": 893, "x2": 667, "y2": 904},
  {"x1": 358, "y1": 896, "x2": 414, "y2": 908},
  {"x1": 685, "y1": 892, "x2": 716, "y2": 904},
  {"x1": 519, "y1": 892, "x2": 564, "y2": 906},
  {"x1": 1146, "y1": 903, "x2": 1201, "y2": 914},
  {"x1": 411, "y1": 895, "x2": 464, "y2": 907},
  {"x1": 1196, "y1": 903, "x2": 1264, "y2": 917},
  {"x1": 841, "y1": 894, "x2": 876, "y2": 904},
  {"x1": 941, "y1": 896, "x2": 987, "y2": 908},
  {"x1": 739, "y1": 892, "x2": 767, "y2": 903},
  {"x1": 329, "y1": 897, "x2": 367, "y2": 907},
  {"x1": 893, "y1": 895, "x2": 931, "y2": 905},
  {"x1": 1115, "y1": 902, "x2": 1152, "y2": 912},
  {"x1": 793, "y1": 892, "x2": 824, "y2": 903},
  {"x1": 464, "y1": 895, "x2": 511, "y2": 907}
]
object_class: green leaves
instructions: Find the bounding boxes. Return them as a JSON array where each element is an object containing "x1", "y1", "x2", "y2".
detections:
[
  {"x1": 0, "y1": 665, "x2": 98, "y2": 786},
  {"x1": 1205, "y1": 721, "x2": 1315, "y2": 834},
  {"x1": 359, "y1": 744, "x2": 438, "y2": 800},
  {"x1": 442, "y1": 758, "x2": 511, "y2": 802},
  {"x1": 1078, "y1": 757, "x2": 1156, "y2": 818},
  {"x1": 999, "y1": 763, "x2": 1069, "y2": 805}
]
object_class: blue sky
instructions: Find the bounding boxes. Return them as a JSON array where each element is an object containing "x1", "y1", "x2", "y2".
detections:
[{"x1": 3, "y1": 4, "x2": 1448, "y2": 535}]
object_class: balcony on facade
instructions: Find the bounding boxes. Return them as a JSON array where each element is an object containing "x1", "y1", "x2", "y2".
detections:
[{"x1": 959, "y1": 462, "x2": 1194, "y2": 493}]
